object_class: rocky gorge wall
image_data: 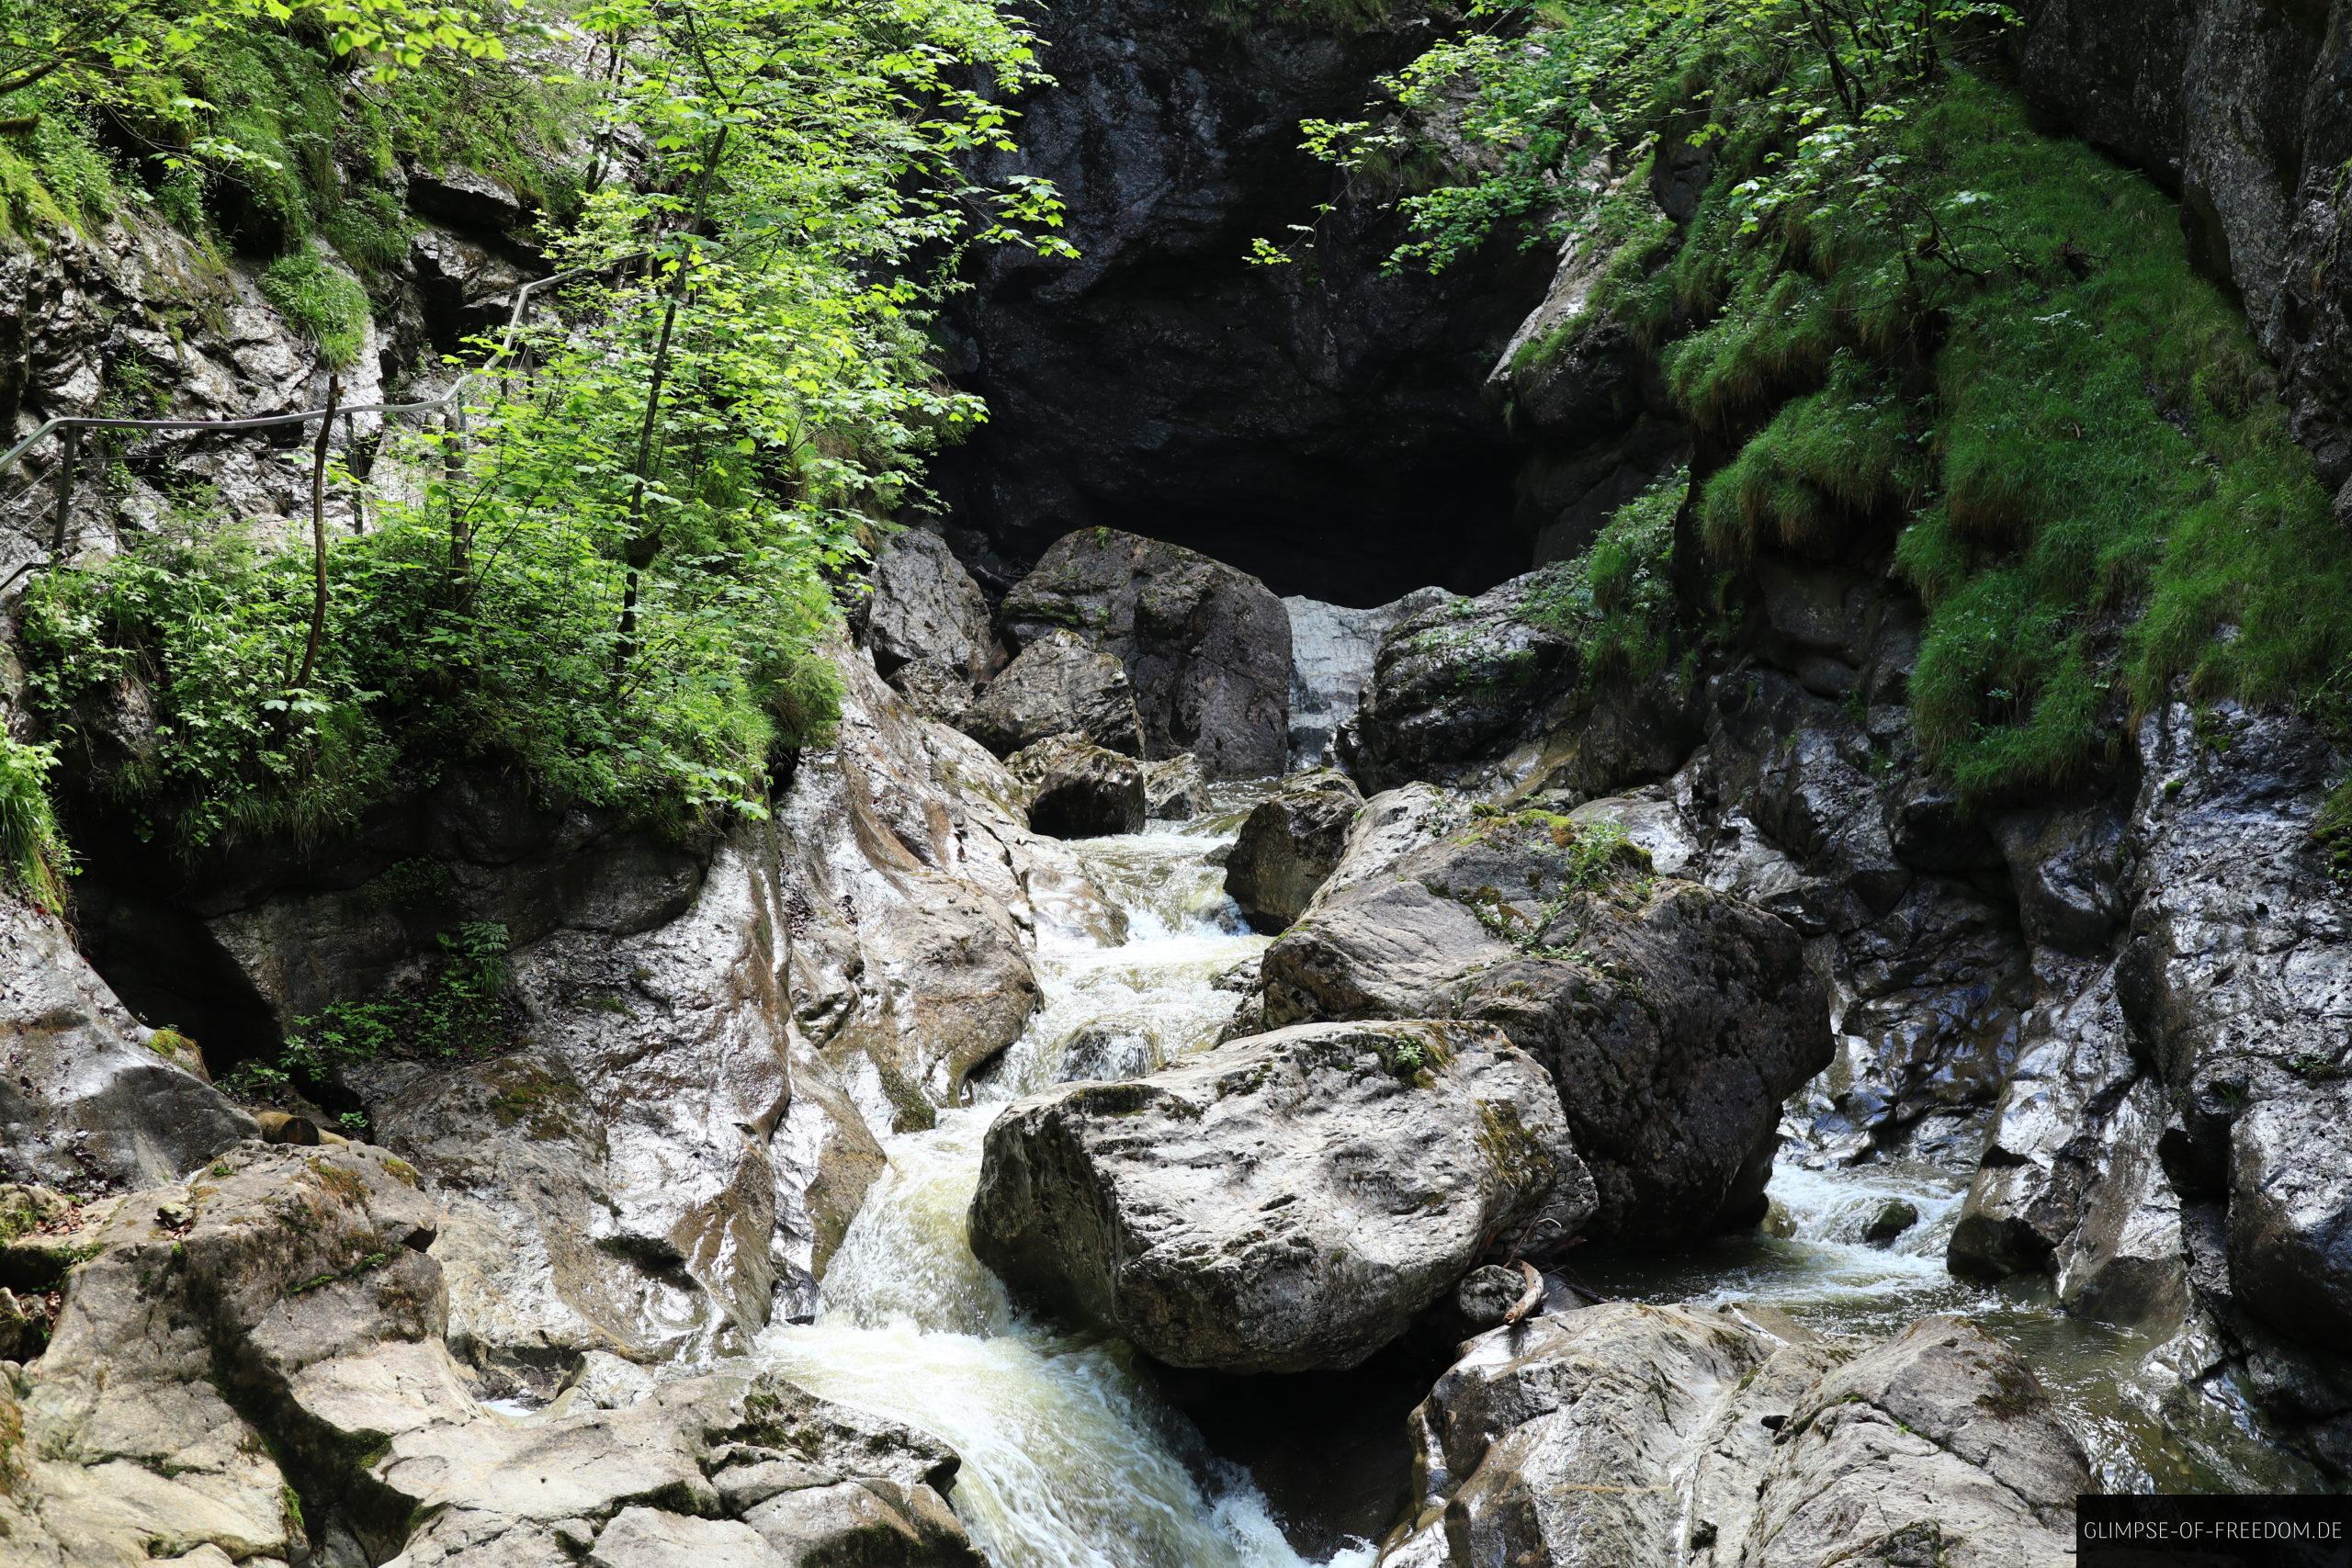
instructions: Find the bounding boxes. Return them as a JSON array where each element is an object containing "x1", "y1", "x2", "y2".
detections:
[{"x1": 5, "y1": 0, "x2": 2352, "y2": 1558}]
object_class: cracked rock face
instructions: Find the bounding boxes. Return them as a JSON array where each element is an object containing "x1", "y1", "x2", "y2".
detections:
[
  {"x1": 968, "y1": 1019, "x2": 1587, "y2": 1374},
  {"x1": 1380, "y1": 1303, "x2": 2089, "y2": 1568},
  {"x1": 0, "y1": 1140, "x2": 979, "y2": 1568}
]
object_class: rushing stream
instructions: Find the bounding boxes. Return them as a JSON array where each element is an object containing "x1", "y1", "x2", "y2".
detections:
[
  {"x1": 756, "y1": 788, "x2": 1374, "y2": 1568},
  {"x1": 753, "y1": 773, "x2": 2311, "y2": 1564}
]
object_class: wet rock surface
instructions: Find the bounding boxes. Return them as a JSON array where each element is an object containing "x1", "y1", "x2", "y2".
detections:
[
  {"x1": 1007, "y1": 733, "x2": 1148, "y2": 838},
  {"x1": 968, "y1": 1019, "x2": 1587, "y2": 1373},
  {"x1": 0, "y1": 1139, "x2": 979, "y2": 1567},
  {"x1": 1381, "y1": 1304, "x2": 2089, "y2": 1567},
  {"x1": 0, "y1": 901, "x2": 254, "y2": 1192}
]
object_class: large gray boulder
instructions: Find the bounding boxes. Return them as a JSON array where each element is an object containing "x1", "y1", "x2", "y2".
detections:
[
  {"x1": 962, "y1": 627, "x2": 1147, "y2": 759},
  {"x1": 1338, "y1": 570, "x2": 1585, "y2": 792},
  {"x1": 968, "y1": 1019, "x2": 1588, "y2": 1373},
  {"x1": 1000, "y1": 528, "x2": 1292, "y2": 778},
  {"x1": 1261, "y1": 803, "x2": 1829, "y2": 1242},
  {"x1": 1223, "y1": 768, "x2": 1363, "y2": 931},
  {"x1": 1380, "y1": 1304, "x2": 2089, "y2": 1567},
  {"x1": 1007, "y1": 733, "x2": 1148, "y2": 838},
  {"x1": 0, "y1": 898, "x2": 254, "y2": 1191}
]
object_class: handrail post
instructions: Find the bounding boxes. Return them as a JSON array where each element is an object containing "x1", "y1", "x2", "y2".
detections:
[{"x1": 50, "y1": 425, "x2": 77, "y2": 558}]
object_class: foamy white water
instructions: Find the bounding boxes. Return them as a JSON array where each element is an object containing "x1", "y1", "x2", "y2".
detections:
[{"x1": 757, "y1": 798, "x2": 1375, "y2": 1568}]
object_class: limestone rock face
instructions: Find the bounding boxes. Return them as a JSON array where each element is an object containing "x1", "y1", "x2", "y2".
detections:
[
  {"x1": 1008, "y1": 734, "x2": 1148, "y2": 838},
  {"x1": 2115, "y1": 705, "x2": 2352, "y2": 1351},
  {"x1": 1000, "y1": 529, "x2": 1293, "y2": 778},
  {"x1": 968, "y1": 1019, "x2": 1586, "y2": 1373},
  {"x1": 865, "y1": 527, "x2": 999, "y2": 688},
  {"x1": 1261, "y1": 806, "x2": 1829, "y2": 1242},
  {"x1": 0, "y1": 1140, "x2": 978, "y2": 1567},
  {"x1": 962, "y1": 627, "x2": 1148, "y2": 759},
  {"x1": 1223, "y1": 768, "x2": 1363, "y2": 931},
  {"x1": 345, "y1": 834, "x2": 814, "y2": 1382},
  {"x1": 0, "y1": 899, "x2": 254, "y2": 1191},
  {"x1": 781, "y1": 638, "x2": 1067, "y2": 1134},
  {"x1": 1380, "y1": 1304, "x2": 2089, "y2": 1568},
  {"x1": 1284, "y1": 590, "x2": 1453, "y2": 768}
]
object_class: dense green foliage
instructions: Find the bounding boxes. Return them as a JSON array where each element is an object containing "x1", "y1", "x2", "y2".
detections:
[
  {"x1": 15, "y1": 0, "x2": 1064, "y2": 857},
  {"x1": 1299, "y1": 0, "x2": 2352, "y2": 798},
  {"x1": 1519, "y1": 466, "x2": 1685, "y2": 682},
  {"x1": 0, "y1": 736, "x2": 68, "y2": 912}
]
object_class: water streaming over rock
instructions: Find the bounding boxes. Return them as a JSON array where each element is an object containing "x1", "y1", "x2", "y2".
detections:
[
  {"x1": 1283, "y1": 592, "x2": 1449, "y2": 769},
  {"x1": 757, "y1": 788, "x2": 1378, "y2": 1567},
  {"x1": 1577, "y1": 1139, "x2": 2325, "y2": 1495},
  {"x1": 752, "y1": 780, "x2": 2314, "y2": 1562}
]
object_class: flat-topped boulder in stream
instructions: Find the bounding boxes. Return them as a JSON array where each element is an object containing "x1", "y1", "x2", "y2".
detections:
[
  {"x1": 1380, "y1": 1303, "x2": 2089, "y2": 1567},
  {"x1": 1261, "y1": 800, "x2": 1831, "y2": 1243},
  {"x1": 967, "y1": 1019, "x2": 1590, "y2": 1374}
]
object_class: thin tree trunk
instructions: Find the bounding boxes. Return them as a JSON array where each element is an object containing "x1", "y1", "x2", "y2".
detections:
[
  {"x1": 611, "y1": 120, "x2": 732, "y2": 686},
  {"x1": 444, "y1": 403, "x2": 469, "y2": 577},
  {"x1": 294, "y1": 372, "x2": 341, "y2": 693}
]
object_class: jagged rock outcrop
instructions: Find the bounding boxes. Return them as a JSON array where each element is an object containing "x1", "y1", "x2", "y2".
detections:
[
  {"x1": 1007, "y1": 733, "x2": 1148, "y2": 838},
  {"x1": 345, "y1": 831, "x2": 823, "y2": 1384},
  {"x1": 2014, "y1": 0, "x2": 2352, "y2": 494},
  {"x1": 0, "y1": 900, "x2": 254, "y2": 1192},
  {"x1": 865, "y1": 527, "x2": 1001, "y2": 691},
  {"x1": 0, "y1": 1140, "x2": 978, "y2": 1567},
  {"x1": 1379, "y1": 1303, "x2": 2088, "y2": 1567},
  {"x1": 960, "y1": 627, "x2": 1148, "y2": 759},
  {"x1": 968, "y1": 1019, "x2": 1588, "y2": 1373},
  {"x1": 941, "y1": 2, "x2": 1548, "y2": 602},
  {"x1": 1000, "y1": 529, "x2": 1294, "y2": 778},
  {"x1": 1260, "y1": 804, "x2": 1830, "y2": 1242},
  {"x1": 780, "y1": 637, "x2": 1084, "y2": 1136},
  {"x1": 1223, "y1": 767, "x2": 1363, "y2": 931}
]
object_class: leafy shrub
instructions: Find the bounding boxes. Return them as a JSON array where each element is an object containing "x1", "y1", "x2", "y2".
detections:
[
  {"x1": 0, "y1": 738, "x2": 69, "y2": 913},
  {"x1": 259, "y1": 248, "x2": 370, "y2": 368}
]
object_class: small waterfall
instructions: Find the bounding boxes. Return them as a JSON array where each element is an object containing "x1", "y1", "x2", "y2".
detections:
[
  {"x1": 1283, "y1": 590, "x2": 1451, "y2": 769},
  {"x1": 757, "y1": 794, "x2": 1377, "y2": 1568}
]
